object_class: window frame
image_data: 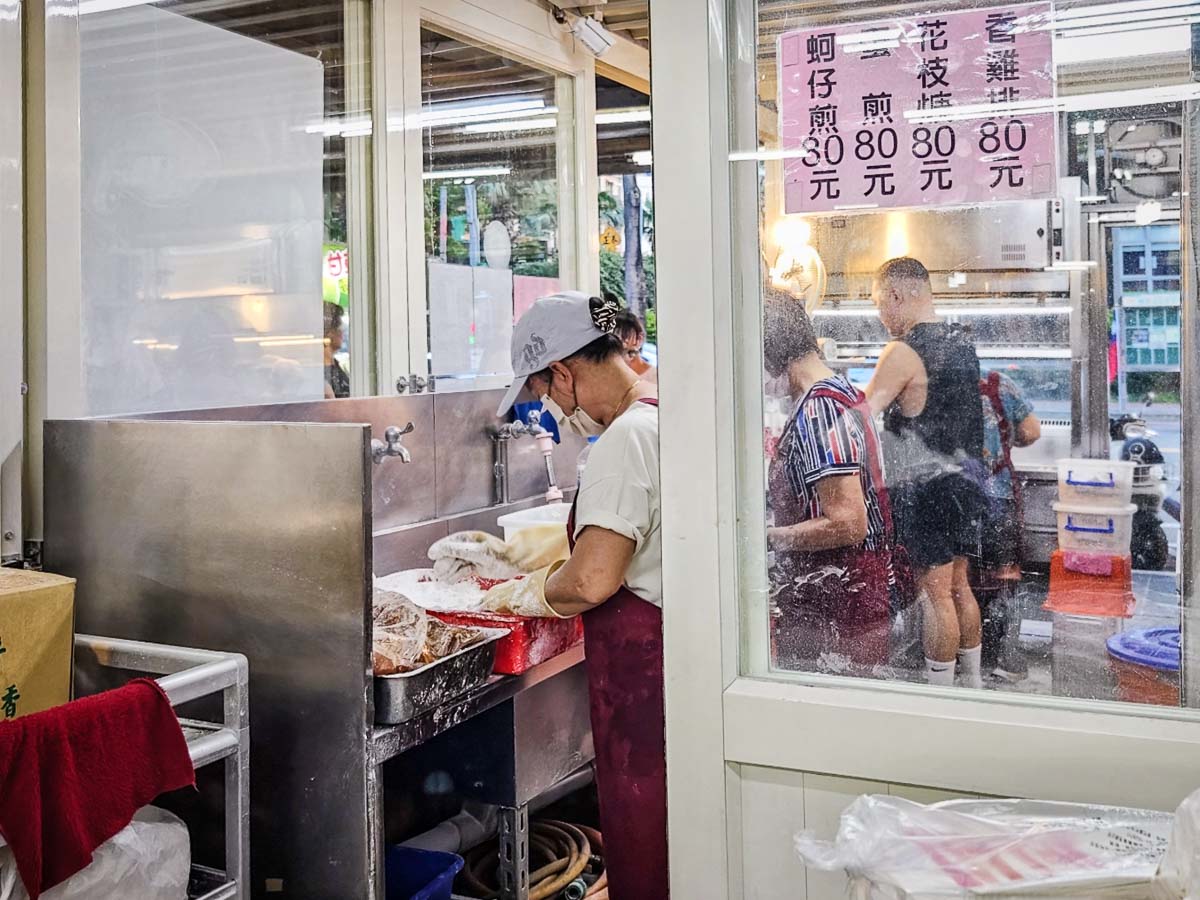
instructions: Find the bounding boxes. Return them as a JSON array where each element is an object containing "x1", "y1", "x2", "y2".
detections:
[
  {"x1": 651, "y1": 0, "x2": 1200, "y2": 893},
  {"x1": 380, "y1": 0, "x2": 600, "y2": 389}
]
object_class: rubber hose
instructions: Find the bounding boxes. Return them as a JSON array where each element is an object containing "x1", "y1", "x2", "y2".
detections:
[
  {"x1": 460, "y1": 820, "x2": 600, "y2": 900},
  {"x1": 562, "y1": 878, "x2": 587, "y2": 900},
  {"x1": 577, "y1": 825, "x2": 607, "y2": 898}
]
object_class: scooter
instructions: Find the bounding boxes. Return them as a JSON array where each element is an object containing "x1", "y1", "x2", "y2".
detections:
[{"x1": 1110, "y1": 411, "x2": 1171, "y2": 570}]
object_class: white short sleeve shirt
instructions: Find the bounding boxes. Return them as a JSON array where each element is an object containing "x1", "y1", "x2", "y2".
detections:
[{"x1": 572, "y1": 401, "x2": 662, "y2": 606}]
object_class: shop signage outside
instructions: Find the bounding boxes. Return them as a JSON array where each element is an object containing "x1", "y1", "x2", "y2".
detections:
[{"x1": 779, "y1": 3, "x2": 1056, "y2": 214}]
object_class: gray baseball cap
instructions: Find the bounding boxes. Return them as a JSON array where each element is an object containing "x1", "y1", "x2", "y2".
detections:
[{"x1": 496, "y1": 291, "x2": 611, "y2": 416}]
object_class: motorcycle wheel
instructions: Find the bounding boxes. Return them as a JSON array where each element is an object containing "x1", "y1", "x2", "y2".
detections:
[{"x1": 1130, "y1": 510, "x2": 1170, "y2": 571}]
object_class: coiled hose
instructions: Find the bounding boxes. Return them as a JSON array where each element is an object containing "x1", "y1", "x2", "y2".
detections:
[{"x1": 460, "y1": 820, "x2": 608, "y2": 900}]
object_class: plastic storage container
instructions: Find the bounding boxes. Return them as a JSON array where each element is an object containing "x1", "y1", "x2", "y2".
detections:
[
  {"x1": 429, "y1": 609, "x2": 584, "y2": 674},
  {"x1": 496, "y1": 503, "x2": 571, "y2": 543},
  {"x1": 1107, "y1": 627, "x2": 1180, "y2": 706},
  {"x1": 385, "y1": 847, "x2": 464, "y2": 900},
  {"x1": 1053, "y1": 501, "x2": 1135, "y2": 554},
  {"x1": 1056, "y1": 458, "x2": 1135, "y2": 506}
]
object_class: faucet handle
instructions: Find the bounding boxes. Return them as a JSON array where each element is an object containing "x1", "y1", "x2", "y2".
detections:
[
  {"x1": 385, "y1": 422, "x2": 415, "y2": 443},
  {"x1": 372, "y1": 422, "x2": 415, "y2": 464}
]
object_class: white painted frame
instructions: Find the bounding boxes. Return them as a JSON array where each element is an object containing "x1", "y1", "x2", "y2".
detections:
[
  {"x1": 651, "y1": 0, "x2": 1200, "y2": 896},
  {"x1": 379, "y1": 0, "x2": 602, "y2": 381},
  {"x1": 0, "y1": 0, "x2": 22, "y2": 562},
  {"x1": 24, "y1": 0, "x2": 84, "y2": 544}
]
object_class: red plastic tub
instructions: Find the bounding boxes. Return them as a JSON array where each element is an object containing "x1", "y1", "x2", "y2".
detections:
[
  {"x1": 1107, "y1": 627, "x2": 1180, "y2": 706},
  {"x1": 429, "y1": 610, "x2": 583, "y2": 675}
]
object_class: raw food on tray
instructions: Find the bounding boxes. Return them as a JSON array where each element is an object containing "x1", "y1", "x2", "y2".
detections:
[
  {"x1": 374, "y1": 568, "x2": 492, "y2": 612},
  {"x1": 371, "y1": 586, "x2": 484, "y2": 676}
]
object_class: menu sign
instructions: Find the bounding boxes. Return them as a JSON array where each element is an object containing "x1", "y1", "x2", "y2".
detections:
[{"x1": 780, "y1": 4, "x2": 1056, "y2": 214}]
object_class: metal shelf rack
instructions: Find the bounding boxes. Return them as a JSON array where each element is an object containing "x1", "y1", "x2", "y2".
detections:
[{"x1": 74, "y1": 634, "x2": 249, "y2": 900}]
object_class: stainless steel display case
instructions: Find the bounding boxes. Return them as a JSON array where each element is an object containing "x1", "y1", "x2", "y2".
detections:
[{"x1": 44, "y1": 390, "x2": 591, "y2": 900}]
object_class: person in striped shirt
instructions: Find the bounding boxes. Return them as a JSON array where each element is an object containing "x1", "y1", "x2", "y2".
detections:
[{"x1": 764, "y1": 292, "x2": 894, "y2": 671}]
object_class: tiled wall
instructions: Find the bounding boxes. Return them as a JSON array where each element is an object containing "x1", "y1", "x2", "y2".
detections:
[{"x1": 145, "y1": 390, "x2": 585, "y2": 573}]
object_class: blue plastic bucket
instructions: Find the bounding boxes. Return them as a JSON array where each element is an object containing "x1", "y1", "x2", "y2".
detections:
[
  {"x1": 1106, "y1": 627, "x2": 1180, "y2": 705},
  {"x1": 385, "y1": 847, "x2": 464, "y2": 900}
]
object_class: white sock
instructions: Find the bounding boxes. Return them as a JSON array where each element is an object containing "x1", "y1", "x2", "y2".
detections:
[
  {"x1": 925, "y1": 658, "x2": 955, "y2": 686},
  {"x1": 957, "y1": 644, "x2": 983, "y2": 689}
]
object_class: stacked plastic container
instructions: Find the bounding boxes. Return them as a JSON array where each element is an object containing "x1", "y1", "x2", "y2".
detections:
[
  {"x1": 1046, "y1": 459, "x2": 1138, "y2": 699},
  {"x1": 1053, "y1": 459, "x2": 1137, "y2": 554}
]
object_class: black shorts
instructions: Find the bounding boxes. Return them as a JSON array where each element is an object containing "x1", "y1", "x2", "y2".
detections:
[
  {"x1": 980, "y1": 497, "x2": 1021, "y2": 569},
  {"x1": 892, "y1": 473, "x2": 985, "y2": 570}
]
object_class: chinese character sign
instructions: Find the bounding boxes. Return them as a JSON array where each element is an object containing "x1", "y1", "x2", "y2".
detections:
[{"x1": 780, "y1": 4, "x2": 1056, "y2": 214}]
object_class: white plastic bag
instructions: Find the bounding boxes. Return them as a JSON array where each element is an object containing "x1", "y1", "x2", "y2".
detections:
[
  {"x1": 0, "y1": 806, "x2": 190, "y2": 900},
  {"x1": 1152, "y1": 788, "x2": 1200, "y2": 899},
  {"x1": 796, "y1": 794, "x2": 1172, "y2": 899}
]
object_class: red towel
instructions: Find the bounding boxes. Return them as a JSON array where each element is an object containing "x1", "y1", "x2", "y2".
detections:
[{"x1": 0, "y1": 678, "x2": 195, "y2": 898}]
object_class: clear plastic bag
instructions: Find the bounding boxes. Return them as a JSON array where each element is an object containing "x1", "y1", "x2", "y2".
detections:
[
  {"x1": 0, "y1": 806, "x2": 190, "y2": 900},
  {"x1": 1153, "y1": 788, "x2": 1200, "y2": 899},
  {"x1": 796, "y1": 794, "x2": 1173, "y2": 899}
]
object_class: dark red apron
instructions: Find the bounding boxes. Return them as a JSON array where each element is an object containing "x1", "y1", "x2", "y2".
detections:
[
  {"x1": 569, "y1": 397, "x2": 668, "y2": 900},
  {"x1": 768, "y1": 385, "x2": 894, "y2": 670}
]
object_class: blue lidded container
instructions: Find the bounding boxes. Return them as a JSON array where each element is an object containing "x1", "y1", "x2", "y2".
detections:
[{"x1": 385, "y1": 847, "x2": 464, "y2": 900}]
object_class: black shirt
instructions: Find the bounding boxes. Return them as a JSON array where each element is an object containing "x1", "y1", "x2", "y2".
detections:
[
  {"x1": 326, "y1": 359, "x2": 350, "y2": 399},
  {"x1": 883, "y1": 322, "x2": 984, "y2": 481}
]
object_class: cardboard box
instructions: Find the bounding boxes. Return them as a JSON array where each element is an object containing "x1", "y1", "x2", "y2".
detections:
[{"x1": 0, "y1": 569, "x2": 75, "y2": 720}]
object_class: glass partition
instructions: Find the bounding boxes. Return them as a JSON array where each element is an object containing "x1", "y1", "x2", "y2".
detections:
[
  {"x1": 736, "y1": 0, "x2": 1196, "y2": 707},
  {"x1": 79, "y1": 0, "x2": 371, "y2": 415},
  {"x1": 419, "y1": 28, "x2": 577, "y2": 387},
  {"x1": 596, "y1": 75, "x2": 656, "y2": 359}
]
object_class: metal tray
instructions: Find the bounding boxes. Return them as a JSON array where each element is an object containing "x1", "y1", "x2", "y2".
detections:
[{"x1": 374, "y1": 627, "x2": 506, "y2": 725}]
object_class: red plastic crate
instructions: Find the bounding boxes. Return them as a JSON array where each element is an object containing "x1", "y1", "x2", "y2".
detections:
[{"x1": 428, "y1": 610, "x2": 583, "y2": 675}]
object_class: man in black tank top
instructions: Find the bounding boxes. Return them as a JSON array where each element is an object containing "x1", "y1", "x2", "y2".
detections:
[{"x1": 866, "y1": 257, "x2": 987, "y2": 689}]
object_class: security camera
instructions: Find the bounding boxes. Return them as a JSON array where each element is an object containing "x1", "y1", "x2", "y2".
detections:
[{"x1": 572, "y1": 16, "x2": 616, "y2": 57}]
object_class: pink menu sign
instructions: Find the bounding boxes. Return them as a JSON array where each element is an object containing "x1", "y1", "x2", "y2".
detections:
[{"x1": 780, "y1": 4, "x2": 1056, "y2": 214}]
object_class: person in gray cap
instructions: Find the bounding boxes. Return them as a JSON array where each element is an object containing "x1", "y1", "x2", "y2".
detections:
[{"x1": 485, "y1": 290, "x2": 667, "y2": 900}]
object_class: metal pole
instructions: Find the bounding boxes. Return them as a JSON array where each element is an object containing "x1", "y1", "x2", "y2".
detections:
[{"x1": 1180, "y1": 47, "x2": 1200, "y2": 705}]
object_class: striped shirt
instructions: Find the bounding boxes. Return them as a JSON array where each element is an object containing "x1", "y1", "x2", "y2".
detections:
[{"x1": 777, "y1": 376, "x2": 889, "y2": 552}]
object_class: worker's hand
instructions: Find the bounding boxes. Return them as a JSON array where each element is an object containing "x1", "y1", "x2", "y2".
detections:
[
  {"x1": 428, "y1": 532, "x2": 521, "y2": 584},
  {"x1": 428, "y1": 526, "x2": 569, "y2": 584},
  {"x1": 504, "y1": 524, "x2": 569, "y2": 572},
  {"x1": 481, "y1": 562, "x2": 568, "y2": 617}
]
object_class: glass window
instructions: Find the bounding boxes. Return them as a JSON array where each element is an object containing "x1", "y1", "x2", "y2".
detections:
[
  {"x1": 597, "y1": 75, "x2": 657, "y2": 364},
  {"x1": 1152, "y1": 247, "x2": 1181, "y2": 277},
  {"x1": 419, "y1": 28, "x2": 576, "y2": 385},
  {"x1": 79, "y1": 0, "x2": 371, "y2": 415},
  {"x1": 738, "y1": 0, "x2": 1193, "y2": 708},
  {"x1": 1167, "y1": 308, "x2": 1180, "y2": 326},
  {"x1": 1123, "y1": 248, "x2": 1147, "y2": 276}
]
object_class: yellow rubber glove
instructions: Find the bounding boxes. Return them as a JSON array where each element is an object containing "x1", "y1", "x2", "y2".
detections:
[
  {"x1": 428, "y1": 526, "x2": 569, "y2": 584},
  {"x1": 503, "y1": 524, "x2": 570, "y2": 572},
  {"x1": 480, "y1": 560, "x2": 568, "y2": 618}
]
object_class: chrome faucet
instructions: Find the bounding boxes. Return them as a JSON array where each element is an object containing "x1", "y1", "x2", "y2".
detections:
[
  {"x1": 371, "y1": 423, "x2": 414, "y2": 465},
  {"x1": 492, "y1": 411, "x2": 558, "y2": 505},
  {"x1": 495, "y1": 411, "x2": 550, "y2": 442}
]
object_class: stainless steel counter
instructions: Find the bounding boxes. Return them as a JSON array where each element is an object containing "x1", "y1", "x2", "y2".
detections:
[
  {"x1": 43, "y1": 393, "x2": 591, "y2": 900},
  {"x1": 368, "y1": 645, "x2": 592, "y2": 900},
  {"x1": 372, "y1": 644, "x2": 586, "y2": 764}
]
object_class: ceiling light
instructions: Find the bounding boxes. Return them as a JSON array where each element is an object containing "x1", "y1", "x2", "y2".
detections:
[
  {"x1": 596, "y1": 109, "x2": 652, "y2": 125},
  {"x1": 422, "y1": 166, "x2": 511, "y2": 181},
  {"x1": 462, "y1": 117, "x2": 557, "y2": 134}
]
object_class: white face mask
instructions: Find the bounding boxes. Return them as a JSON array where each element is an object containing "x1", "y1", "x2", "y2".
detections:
[{"x1": 540, "y1": 393, "x2": 605, "y2": 438}]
